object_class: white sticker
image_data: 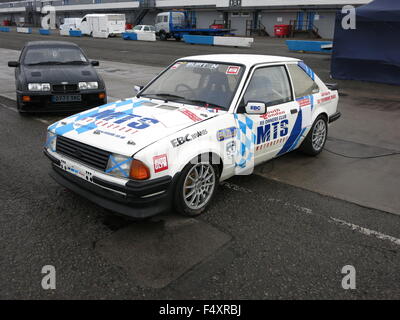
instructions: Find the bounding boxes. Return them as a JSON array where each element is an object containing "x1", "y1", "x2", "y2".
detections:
[{"x1": 226, "y1": 66, "x2": 241, "y2": 75}]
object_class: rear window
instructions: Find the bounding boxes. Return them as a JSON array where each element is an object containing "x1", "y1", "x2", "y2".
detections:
[{"x1": 287, "y1": 64, "x2": 319, "y2": 98}]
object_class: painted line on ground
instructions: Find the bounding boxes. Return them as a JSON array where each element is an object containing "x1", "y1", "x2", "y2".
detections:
[
  {"x1": 0, "y1": 100, "x2": 51, "y2": 124},
  {"x1": 331, "y1": 217, "x2": 400, "y2": 246}
]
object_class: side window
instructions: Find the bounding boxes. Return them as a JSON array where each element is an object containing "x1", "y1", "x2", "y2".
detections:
[
  {"x1": 287, "y1": 64, "x2": 319, "y2": 98},
  {"x1": 144, "y1": 26, "x2": 150, "y2": 31},
  {"x1": 163, "y1": 16, "x2": 168, "y2": 23},
  {"x1": 243, "y1": 66, "x2": 292, "y2": 107}
]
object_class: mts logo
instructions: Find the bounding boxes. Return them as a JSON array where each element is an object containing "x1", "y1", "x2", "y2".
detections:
[{"x1": 257, "y1": 119, "x2": 289, "y2": 145}]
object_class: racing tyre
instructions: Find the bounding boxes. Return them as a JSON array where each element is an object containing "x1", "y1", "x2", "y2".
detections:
[
  {"x1": 300, "y1": 115, "x2": 328, "y2": 156},
  {"x1": 174, "y1": 157, "x2": 220, "y2": 216},
  {"x1": 159, "y1": 31, "x2": 167, "y2": 41}
]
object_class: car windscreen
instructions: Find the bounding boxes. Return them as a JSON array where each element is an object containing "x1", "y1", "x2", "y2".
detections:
[
  {"x1": 23, "y1": 46, "x2": 89, "y2": 66},
  {"x1": 139, "y1": 61, "x2": 245, "y2": 110}
]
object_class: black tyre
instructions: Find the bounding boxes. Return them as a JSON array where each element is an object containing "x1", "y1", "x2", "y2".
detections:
[
  {"x1": 300, "y1": 114, "x2": 328, "y2": 156},
  {"x1": 174, "y1": 156, "x2": 220, "y2": 216},
  {"x1": 159, "y1": 31, "x2": 167, "y2": 41}
]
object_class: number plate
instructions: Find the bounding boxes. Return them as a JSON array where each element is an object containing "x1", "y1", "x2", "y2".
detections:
[
  {"x1": 60, "y1": 159, "x2": 94, "y2": 181},
  {"x1": 52, "y1": 95, "x2": 82, "y2": 103}
]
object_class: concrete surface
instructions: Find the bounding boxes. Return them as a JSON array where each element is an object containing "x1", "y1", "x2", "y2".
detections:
[{"x1": 96, "y1": 217, "x2": 231, "y2": 289}]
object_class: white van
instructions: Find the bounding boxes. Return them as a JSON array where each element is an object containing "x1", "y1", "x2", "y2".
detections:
[
  {"x1": 79, "y1": 14, "x2": 126, "y2": 38},
  {"x1": 60, "y1": 18, "x2": 81, "y2": 31}
]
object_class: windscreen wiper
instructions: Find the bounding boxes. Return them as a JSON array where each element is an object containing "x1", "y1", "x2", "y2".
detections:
[
  {"x1": 26, "y1": 61, "x2": 64, "y2": 66},
  {"x1": 139, "y1": 93, "x2": 186, "y2": 101},
  {"x1": 61, "y1": 61, "x2": 88, "y2": 65},
  {"x1": 185, "y1": 99, "x2": 224, "y2": 110}
]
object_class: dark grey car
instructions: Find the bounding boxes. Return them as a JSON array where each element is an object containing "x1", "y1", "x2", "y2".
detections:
[{"x1": 8, "y1": 41, "x2": 107, "y2": 113}]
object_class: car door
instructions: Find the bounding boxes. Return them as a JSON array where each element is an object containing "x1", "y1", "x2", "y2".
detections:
[
  {"x1": 286, "y1": 62, "x2": 321, "y2": 136},
  {"x1": 234, "y1": 64, "x2": 299, "y2": 168}
]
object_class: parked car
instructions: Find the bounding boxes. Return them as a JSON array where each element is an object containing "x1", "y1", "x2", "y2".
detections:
[
  {"x1": 43, "y1": 54, "x2": 340, "y2": 218},
  {"x1": 129, "y1": 25, "x2": 155, "y2": 33},
  {"x1": 8, "y1": 41, "x2": 106, "y2": 113}
]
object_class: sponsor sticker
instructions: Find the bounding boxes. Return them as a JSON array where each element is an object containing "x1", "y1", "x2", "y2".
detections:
[
  {"x1": 226, "y1": 66, "x2": 241, "y2": 75},
  {"x1": 153, "y1": 154, "x2": 168, "y2": 173},
  {"x1": 171, "y1": 129, "x2": 208, "y2": 148},
  {"x1": 216, "y1": 127, "x2": 237, "y2": 141},
  {"x1": 186, "y1": 62, "x2": 219, "y2": 70},
  {"x1": 298, "y1": 97, "x2": 311, "y2": 107},
  {"x1": 179, "y1": 108, "x2": 203, "y2": 122}
]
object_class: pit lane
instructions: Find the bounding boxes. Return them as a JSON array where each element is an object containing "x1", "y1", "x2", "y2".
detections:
[{"x1": 0, "y1": 34, "x2": 400, "y2": 299}]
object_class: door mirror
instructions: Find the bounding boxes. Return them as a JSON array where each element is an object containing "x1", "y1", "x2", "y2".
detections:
[
  {"x1": 134, "y1": 85, "x2": 144, "y2": 94},
  {"x1": 90, "y1": 60, "x2": 99, "y2": 66},
  {"x1": 8, "y1": 61, "x2": 19, "y2": 68},
  {"x1": 245, "y1": 102, "x2": 266, "y2": 114}
]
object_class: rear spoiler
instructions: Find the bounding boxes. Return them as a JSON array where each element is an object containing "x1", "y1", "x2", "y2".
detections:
[{"x1": 325, "y1": 83, "x2": 338, "y2": 90}]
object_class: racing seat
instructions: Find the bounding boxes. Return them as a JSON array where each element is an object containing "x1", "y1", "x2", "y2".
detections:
[{"x1": 198, "y1": 72, "x2": 232, "y2": 108}]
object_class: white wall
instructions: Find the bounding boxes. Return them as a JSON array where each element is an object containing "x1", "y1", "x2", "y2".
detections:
[{"x1": 313, "y1": 11, "x2": 336, "y2": 39}]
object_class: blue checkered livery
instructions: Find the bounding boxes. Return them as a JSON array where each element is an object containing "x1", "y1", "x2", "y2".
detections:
[{"x1": 234, "y1": 114, "x2": 256, "y2": 172}]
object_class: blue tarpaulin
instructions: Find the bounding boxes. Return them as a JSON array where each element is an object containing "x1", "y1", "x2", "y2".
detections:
[{"x1": 331, "y1": 0, "x2": 400, "y2": 85}]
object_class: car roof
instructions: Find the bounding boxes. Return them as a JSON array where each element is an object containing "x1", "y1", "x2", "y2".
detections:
[
  {"x1": 25, "y1": 41, "x2": 79, "y2": 48},
  {"x1": 178, "y1": 54, "x2": 300, "y2": 67}
]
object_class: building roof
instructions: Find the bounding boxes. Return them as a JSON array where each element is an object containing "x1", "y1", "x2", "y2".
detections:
[{"x1": 180, "y1": 54, "x2": 300, "y2": 67}]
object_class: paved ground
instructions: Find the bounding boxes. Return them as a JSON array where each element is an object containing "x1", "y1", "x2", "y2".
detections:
[{"x1": 0, "y1": 32, "x2": 399, "y2": 299}]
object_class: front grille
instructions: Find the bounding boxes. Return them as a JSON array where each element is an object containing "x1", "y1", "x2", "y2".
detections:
[
  {"x1": 56, "y1": 136, "x2": 111, "y2": 171},
  {"x1": 52, "y1": 84, "x2": 78, "y2": 93}
]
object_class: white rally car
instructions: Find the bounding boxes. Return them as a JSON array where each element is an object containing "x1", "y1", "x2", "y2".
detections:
[{"x1": 44, "y1": 54, "x2": 340, "y2": 218}]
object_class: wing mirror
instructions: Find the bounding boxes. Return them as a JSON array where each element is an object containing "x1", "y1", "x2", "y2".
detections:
[
  {"x1": 90, "y1": 60, "x2": 99, "y2": 66},
  {"x1": 134, "y1": 85, "x2": 144, "y2": 94},
  {"x1": 8, "y1": 61, "x2": 19, "y2": 67},
  {"x1": 245, "y1": 102, "x2": 266, "y2": 114}
]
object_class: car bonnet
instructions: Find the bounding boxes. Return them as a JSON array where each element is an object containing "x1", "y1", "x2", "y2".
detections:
[{"x1": 48, "y1": 97, "x2": 225, "y2": 157}]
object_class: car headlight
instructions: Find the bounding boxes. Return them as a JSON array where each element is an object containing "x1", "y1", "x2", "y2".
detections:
[
  {"x1": 28, "y1": 83, "x2": 51, "y2": 91},
  {"x1": 106, "y1": 154, "x2": 132, "y2": 178},
  {"x1": 79, "y1": 81, "x2": 98, "y2": 90},
  {"x1": 45, "y1": 131, "x2": 57, "y2": 152}
]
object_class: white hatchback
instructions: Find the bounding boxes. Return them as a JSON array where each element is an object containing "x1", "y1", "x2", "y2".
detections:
[{"x1": 44, "y1": 54, "x2": 340, "y2": 218}]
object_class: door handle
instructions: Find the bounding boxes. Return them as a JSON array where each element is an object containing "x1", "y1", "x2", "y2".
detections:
[{"x1": 290, "y1": 109, "x2": 298, "y2": 114}]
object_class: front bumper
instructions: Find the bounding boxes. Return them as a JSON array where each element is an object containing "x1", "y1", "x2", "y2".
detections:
[
  {"x1": 17, "y1": 90, "x2": 106, "y2": 113},
  {"x1": 44, "y1": 149, "x2": 176, "y2": 219}
]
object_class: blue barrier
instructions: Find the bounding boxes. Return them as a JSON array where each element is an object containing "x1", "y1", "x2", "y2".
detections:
[
  {"x1": 39, "y1": 29, "x2": 51, "y2": 35},
  {"x1": 69, "y1": 30, "x2": 82, "y2": 37},
  {"x1": 286, "y1": 40, "x2": 333, "y2": 53},
  {"x1": 183, "y1": 35, "x2": 214, "y2": 45},
  {"x1": 122, "y1": 32, "x2": 138, "y2": 40},
  {"x1": 0, "y1": 26, "x2": 10, "y2": 32}
]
